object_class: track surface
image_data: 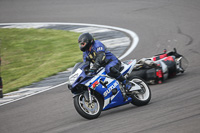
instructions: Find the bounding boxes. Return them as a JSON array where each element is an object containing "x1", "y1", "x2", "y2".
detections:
[{"x1": 0, "y1": 0, "x2": 200, "y2": 133}]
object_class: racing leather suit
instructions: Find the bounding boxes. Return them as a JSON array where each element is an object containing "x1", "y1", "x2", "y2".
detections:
[{"x1": 83, "y1": 40, "x2": 125, "y2": 82}]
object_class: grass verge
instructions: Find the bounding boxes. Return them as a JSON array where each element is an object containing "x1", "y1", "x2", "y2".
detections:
[{"x1": 0, "y1": 28, "x2": 82, "y2": 94}]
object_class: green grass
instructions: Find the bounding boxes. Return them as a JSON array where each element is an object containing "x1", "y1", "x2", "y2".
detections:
[{"x1": 0, "y1": 28, "x2": 82, "y2": 94}]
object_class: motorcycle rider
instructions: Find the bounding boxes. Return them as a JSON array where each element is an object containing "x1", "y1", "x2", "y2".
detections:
[{"x1": 78, "y1": 33, "x2": 133, "y2": 91}]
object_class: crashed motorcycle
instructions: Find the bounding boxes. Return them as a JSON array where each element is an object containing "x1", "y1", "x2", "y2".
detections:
[
  {"x1": 67, "y1": 59, "x2": 151, "y2": 119},
  {"x1": 130, "y1": 48, "x2": 188, "y2": 84}
]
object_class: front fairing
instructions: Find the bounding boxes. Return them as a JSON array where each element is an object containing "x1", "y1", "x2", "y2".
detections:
[
  {"x1": 92, "y1": 77, "x2": 132, "y2": 110},
  {"x1": 71, "y1": 72, "x2": 91, "y2": 88},
  {"x1": 68, "y1": 64, "x2": 92, "y2": 92}
]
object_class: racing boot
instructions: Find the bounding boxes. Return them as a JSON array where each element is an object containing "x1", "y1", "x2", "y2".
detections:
[
  {"x1": 122, "y1": 80, "x2": 133, "y2": 92},
  {"x1": 116, "y1": 74, "x2": 133, "y2": 92},
  {"x1": 116, "y1": 74, "x2": 134, "y2": 101}
]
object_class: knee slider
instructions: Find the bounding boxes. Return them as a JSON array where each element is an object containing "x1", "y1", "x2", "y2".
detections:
[{"x1": 110, "y1": 67, "x2": 119, "y2": 74}]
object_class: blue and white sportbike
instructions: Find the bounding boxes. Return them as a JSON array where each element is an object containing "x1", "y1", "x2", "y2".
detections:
[{"x1": 67, "y1": 59, "x2": 151, "y2": 119}]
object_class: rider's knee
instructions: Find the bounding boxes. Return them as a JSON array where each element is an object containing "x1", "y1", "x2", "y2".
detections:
[{"x1": 106, "y1": 67, "x2": 120, "y2": 78}]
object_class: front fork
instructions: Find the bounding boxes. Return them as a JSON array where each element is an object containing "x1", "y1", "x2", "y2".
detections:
[
  {"x1": 88, "y1": 87, "x2": 92, "y2": 104},
  {"x1": 83, "y1": 87, "x2": 93, "y2": 104}
]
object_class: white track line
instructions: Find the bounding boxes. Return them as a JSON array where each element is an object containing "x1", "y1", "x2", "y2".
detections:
[
  {"x1": 0, "y1": 82, "x2": 67, "y2": 106},
  {"x1": 0, "y1": 22, "x2": 139, "y2": 106}
]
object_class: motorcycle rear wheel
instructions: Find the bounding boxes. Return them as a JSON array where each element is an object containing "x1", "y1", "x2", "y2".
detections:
[
  {"x1": 129, "y1": 77, "x2": 151, "y2": 106},
  {"x1": 74, "y1": 93, "x2": 103, "y2": 119}
]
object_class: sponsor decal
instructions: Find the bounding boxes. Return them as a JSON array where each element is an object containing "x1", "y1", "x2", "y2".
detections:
[
  {"x1": 103, "y1": 81, "x2": 119, "y2": 97},
  {"x1": 91, "y1": 80, "x2": 99, "y2": 89},
  {"x1": 97, "y1": 47, "x2": 103, "y2": 51}
]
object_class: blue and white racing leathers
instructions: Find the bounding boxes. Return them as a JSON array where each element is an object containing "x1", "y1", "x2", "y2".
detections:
[{"x1": 83, "y1": 40, "x2": 123, "y2": 80}]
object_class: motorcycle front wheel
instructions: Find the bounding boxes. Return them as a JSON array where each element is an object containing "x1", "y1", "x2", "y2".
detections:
[
  {"x1": 129, "y1": 77, "x2": 151, "y2": 106},
  {"x1": 74, "y1": 93, "x2": 103, "y2": 119}
]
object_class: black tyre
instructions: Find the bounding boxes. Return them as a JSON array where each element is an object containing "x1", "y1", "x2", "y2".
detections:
[
  {"x1": 74, "y1": 93, "x2": 103, "y2": 119},
  {"x1": 129, "y1": 77, "x2": 151, "y2": 106},
  {"x1": 131, "y1": 69, "x2": 147, "y2": 80}
]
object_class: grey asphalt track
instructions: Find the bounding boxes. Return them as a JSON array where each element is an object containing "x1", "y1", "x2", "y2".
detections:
[{"x1": 0, "y1": 0, "x2": 200, "y2": 133}]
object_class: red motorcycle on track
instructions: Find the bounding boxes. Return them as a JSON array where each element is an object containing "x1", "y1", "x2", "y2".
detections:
[{"x1": 129, "y1": 48, "x2": 188, "y2": 84}]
